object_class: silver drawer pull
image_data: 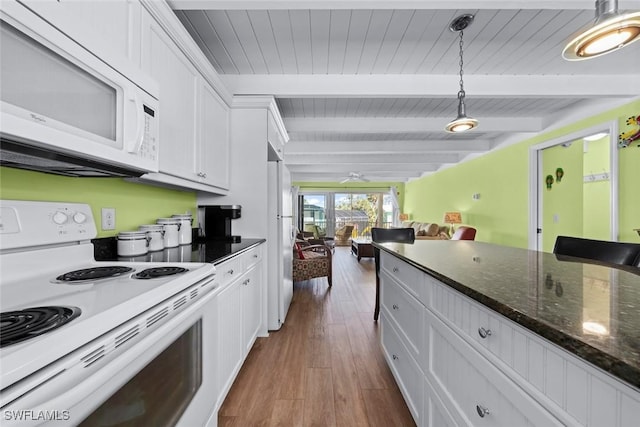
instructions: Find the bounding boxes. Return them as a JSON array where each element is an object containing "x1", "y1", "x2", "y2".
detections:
[
  {"x1": 227, "y1": 269, "x2": 234, "y2": 275},
  {"x1": 478, "y1": 327, "x2": 492, "y2": 339},
  {"x1": 476, "y1": 405, "x2": 489, "y2": 418},
  {"x1": 392, "y1": 304, "x2": 399, "y2": 310},
  {"x1": 392, "y1": 267, "x2": 399, "y2": 273},
  {"x1": 476, "y1": 405, "x2": 490, "y2": 418},
  {"x1": 392, "y1": 354, "x2": 398, "y2": 361}
]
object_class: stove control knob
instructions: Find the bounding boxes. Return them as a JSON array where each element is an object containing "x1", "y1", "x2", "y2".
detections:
[
  {"x1": 52, "y1": 211, "x2": 68, "y2": 225},
  {"x1": 73, "y1": 212, "x2": 87, "y2": 224}
]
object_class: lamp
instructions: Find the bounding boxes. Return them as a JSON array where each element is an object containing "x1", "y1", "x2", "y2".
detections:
[
  {"x1": 443, "y1": 211, "x2": 462, "y2": 235},
  {"x1": 445, "y1": 14, "x2": 478, "y2": 133},
  {"x1": 563, "y1": 0, "x2": 640, "y2": 60}
]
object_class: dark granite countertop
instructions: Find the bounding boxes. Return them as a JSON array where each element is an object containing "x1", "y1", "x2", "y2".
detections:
[
  {"x1": 374, "y1": 240, "x2": 640, "y2": 390},
  {"x1": 191, "y1": 238, "x2": 266, "y2": 265},
  {"x1": 94, "y1": 235, "x2": 265, "y2": 265}
]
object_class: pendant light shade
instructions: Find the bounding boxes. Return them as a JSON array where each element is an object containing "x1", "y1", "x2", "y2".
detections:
[
  {"x1": 445, "y1": 90, "x2": 478, "y2": 133},
  {"x1": 563, "y1": 0, "x2": 640, "y2": 60},
  {"x1": 445, "y1": 14, "x2": 478, "y2": 133}
]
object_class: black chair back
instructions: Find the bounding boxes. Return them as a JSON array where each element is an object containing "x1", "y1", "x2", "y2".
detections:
[
  {"x1": 553, "y1": 235, "x2": 640, "y2": 267},
  {"x1": 371, "y1": 227, "x2": 415, "y2": 321},
  {"x1": 371, "y1": 227, "x2": 416, "y2": 244}
]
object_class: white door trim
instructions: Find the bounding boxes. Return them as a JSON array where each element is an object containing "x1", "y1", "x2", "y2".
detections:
[{"x1": 528, "y1": 120, "x2": 619, "y2": 251}]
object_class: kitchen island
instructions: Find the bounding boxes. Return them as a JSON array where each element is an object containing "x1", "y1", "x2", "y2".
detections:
[{"x1": 374, "y1": 240, "x2": 640, "y2": 427}]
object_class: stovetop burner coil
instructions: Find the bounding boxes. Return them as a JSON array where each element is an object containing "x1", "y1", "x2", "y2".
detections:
[
  {"x1": 0, "y1": 306, "x2": 81, "y2": 348},
  {"x1": 56, "y1": 266, "x2": 134, "y2": 283},
  {"x1": 133, "y1": 267, "x2": 189, "y2": 279}
]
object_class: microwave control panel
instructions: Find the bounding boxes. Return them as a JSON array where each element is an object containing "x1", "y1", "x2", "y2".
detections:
[{"x1": 138, "y1": 104, "x2": 158, "y2": 162}]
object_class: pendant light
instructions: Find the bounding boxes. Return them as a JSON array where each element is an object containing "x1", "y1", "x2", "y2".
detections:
[
  {"x1": 563, "y1": 0, "x2": 640, "y2": 60},
  {"x1": 445, "y1": 14, "x2": 478, "y2": 133}
]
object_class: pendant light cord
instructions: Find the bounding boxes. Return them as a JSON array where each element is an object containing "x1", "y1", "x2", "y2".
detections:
[{"x1": 458, "y1": 29, "x2": 466, "y2": 100}]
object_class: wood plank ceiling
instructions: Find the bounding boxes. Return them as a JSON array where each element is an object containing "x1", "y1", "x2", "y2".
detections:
[{"x1": 170, "y1": 0, "x2": 640, "y2": 183}]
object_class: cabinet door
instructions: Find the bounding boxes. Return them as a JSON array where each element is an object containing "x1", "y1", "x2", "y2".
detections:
[
  {"x1": 216, "y1": 280, "x2": 242, "y2": 409},
  {"x1": 241, "y1": 264, "x2": 262, "y2": 355},
  {"x1": 143, "y1": 18, "x2": 198, "y2": 181},
  {"x1": 199, "y1": 81, "x2": 230, "y2": 190},
  {"x1": 20, "y1": 0, "x2": 141, "y2": 65},
  {"x1": 381, "y1": 313, "x2": 423, "y2": 425}
]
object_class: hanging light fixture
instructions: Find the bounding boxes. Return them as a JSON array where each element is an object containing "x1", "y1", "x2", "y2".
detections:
[
  {"x1": 445, "y1": 14, "x2": 478, "y2": 133},
  {"x1": 563, "y1": 0, "x2": 640, "y2": 60}
]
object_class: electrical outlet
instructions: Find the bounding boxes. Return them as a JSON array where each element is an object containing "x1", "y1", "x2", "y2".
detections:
[{"x1": 101, "y1": 208, "x2": 116, "y2": 230}]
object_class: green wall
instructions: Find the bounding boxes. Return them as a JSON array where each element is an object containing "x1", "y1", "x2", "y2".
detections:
[
  {"x1": 404, "y1": 99, "x2": 640, "y2": 249},
  {"x1": 0, "y1": 167, "x2": 197, "y2": 237}
]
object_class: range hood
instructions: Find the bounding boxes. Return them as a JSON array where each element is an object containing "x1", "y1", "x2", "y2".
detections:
[{"x1": 0, "y1": 139, "x2": 146, "y2": 178}]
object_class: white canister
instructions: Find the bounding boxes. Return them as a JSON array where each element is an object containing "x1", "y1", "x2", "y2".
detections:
[
  {"x1": 117, "y1": 231, "x2": 149, "y2": 256},
  {"x1": 139, "y1": 224, "x2": 165, "y2": 252},
  {"x1": 156, "y1": 218, "x2": 181, "y2": 248},
  {"x1": 171, "y1": 214, "x2": 193, "y2": 245}
]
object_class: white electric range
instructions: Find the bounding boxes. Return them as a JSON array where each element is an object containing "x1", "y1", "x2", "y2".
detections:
[{"x1": 0, "y1": 200, "x2": 219, "y2": 426}]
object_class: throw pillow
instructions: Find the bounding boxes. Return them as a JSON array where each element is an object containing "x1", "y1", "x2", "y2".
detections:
[{"x1": 425, "y1": 223, "x2": 439, "y2": 236}]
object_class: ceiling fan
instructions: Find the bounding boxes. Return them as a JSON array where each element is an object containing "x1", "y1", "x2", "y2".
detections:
[{"x1": 340, "y1": 172, "x2": 370, "y2": 184}]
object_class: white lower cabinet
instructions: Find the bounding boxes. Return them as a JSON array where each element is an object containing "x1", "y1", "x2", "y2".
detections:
[
  {"x1": 424, "y1": 377, "x2": 457, "y2": 427},
  {"x1": 215, "y1": 276, "x2": 242, "y2": 410},
  {"x1": 378, "y1": 251, "x2": 640, "y2": 427},
  {"x1": 425, "y1": 309, "x2": 562, "y2": 427},
  {"x1": 380, "y1": 313, "x2": 424, "y2": 425},
  {"x1": 241, "y1": 264, "x2": 262, "y2": 355},
  {"x1": 213, "y1": 244, "x2": 264, "y2": 414}
]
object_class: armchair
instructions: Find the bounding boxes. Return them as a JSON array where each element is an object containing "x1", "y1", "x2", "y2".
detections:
[
  {"x1": 334, "y1": 224, "x2": 354, "y2": 246},
  {"x1": 293, "y1": 242, "x2": 333, "y2": 287},
  {"x1": 303, "y1": 223, "x2": 326, "y2": 239}
]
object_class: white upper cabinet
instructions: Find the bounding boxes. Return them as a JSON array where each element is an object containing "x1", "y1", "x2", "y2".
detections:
[
  {"x1": 199, "y1": 81, "x2": 230, "y2": 190},
  {"x1": 20, "y1": 0, "x2": 142, "y2": 70},
  {"x1": 143, "y1": 15, "x2": 199, "y2": 181},
  {"x1": 138, "y1": 3, "x2": 231, "y2": 194},
  {"x1": 267, "y1": 111, "x2": 285, "y2": 161}
]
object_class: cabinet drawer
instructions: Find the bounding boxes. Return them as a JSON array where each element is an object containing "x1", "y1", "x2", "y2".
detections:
[
  {"x1": 243, "y1": 246, "x2": 262, "y2": 270},
  {"x1": 429, "y1": 280, "x2": 517, "y2": 373},
  {"x1": 216, "y1": 257, "x2": 242, "y2": 288},
  {"x1": 380, "y1": 251, "x2": 426, "y2": 305},
  {"x1": 425, "y1": 310, "x2": 562, "y2": 427},
  {"x1": 380, "y1": 271, "x2": 424, "y2": 360},
  {"x1": 381, "y1": 313, "x2": 423, "y2": 425}
]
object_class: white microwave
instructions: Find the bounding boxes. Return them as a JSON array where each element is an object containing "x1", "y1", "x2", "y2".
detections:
[{"x1": 0, "y1": 2, "x2": 159, "y2": 176}]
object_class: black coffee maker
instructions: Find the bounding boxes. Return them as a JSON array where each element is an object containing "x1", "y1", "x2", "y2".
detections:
[{"x1": 198, "y1": 205, "x2": 242, "y2": 242}]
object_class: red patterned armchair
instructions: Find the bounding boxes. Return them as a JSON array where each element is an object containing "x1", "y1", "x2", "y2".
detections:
[{"x1": 292, "y1": 242, "x2": 332, "y2": 287}]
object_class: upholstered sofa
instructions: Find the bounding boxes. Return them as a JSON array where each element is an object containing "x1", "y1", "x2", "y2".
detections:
[{"x1": 400, "y1": 221, "x2": 451, "y2": 240}]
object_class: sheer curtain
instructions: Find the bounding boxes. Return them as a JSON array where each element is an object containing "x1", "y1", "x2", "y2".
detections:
[{"x1": 389, "y1": 186, "x2": 400, "y2": 227}]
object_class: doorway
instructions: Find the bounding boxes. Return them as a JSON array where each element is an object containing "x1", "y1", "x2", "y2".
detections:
[{"x1": 528, "y1": 121, "x2": 619, "y2": 251}]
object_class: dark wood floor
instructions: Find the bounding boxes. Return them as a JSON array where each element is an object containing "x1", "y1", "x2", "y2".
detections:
[{"x1": 218, "y1": 246, "x2": 416, "y2": 427}]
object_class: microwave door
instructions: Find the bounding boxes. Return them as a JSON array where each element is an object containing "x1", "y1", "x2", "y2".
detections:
[{"x1": 0, "y1": 20, "x2": 119, "y2": 147}]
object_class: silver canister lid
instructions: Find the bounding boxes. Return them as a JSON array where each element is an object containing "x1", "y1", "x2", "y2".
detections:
[{"x1": 117, "y1": 231, "x2": 147, "y2": 240}]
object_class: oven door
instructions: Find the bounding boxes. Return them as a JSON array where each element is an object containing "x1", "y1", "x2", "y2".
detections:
[{"x1": 0, "y1": 283, "x2": 218, "y2": 427}]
